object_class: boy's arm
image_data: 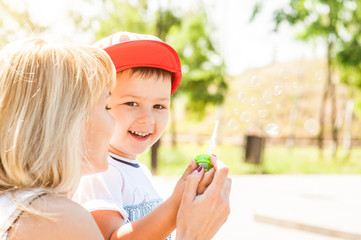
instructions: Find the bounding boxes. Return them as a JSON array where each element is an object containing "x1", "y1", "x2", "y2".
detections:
[
  {"x1": 111, "y1": 197, "x2": 178, "y2": 240},
  {"x1": 90, "y1": 184, "x2": 179, "y2": 240},
  {"x1": 95, "y1": 161, "x2": 198, "y2": 240},
  {"x1": 92, "y1": 160, "x2": 215, "y2": 240},
  {"x1": 91, "y1": 210, "x2": 125, "y2": 240}
]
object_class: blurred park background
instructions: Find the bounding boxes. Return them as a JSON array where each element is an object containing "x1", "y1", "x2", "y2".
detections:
[{"x1": 2, "y1": 0, "x2": 361, "y2": 239}]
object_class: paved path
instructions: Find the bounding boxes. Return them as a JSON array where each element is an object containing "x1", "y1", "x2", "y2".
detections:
[{"x1": 152, "y1": 175, "x2": 361, "y2": 240}]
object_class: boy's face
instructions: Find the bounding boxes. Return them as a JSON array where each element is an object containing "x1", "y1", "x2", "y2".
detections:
[{"x1": 108, "y1": 69, "x2": 171, "y2": 159}]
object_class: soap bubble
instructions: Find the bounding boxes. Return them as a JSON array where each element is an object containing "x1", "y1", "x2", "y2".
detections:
[
  {"x1": 233, "y1": 108, "x2": 240, "y2": 115},
  {"x1": 292, "y1": 82, "x2": 299, "y2": 89},
  {"x1": 274, "y1": 85, "x2": 284, "y2": 96},
  {"x1": 249, "y1": 76, "x2": 261, "y2": 87},
  {"x1": 316, "y1": 72, "x2": 323, "y2": 81},
  {"x1": 238, "y1": 91, "x2": 247, "y2": 103},
  {"x1": 304, "y1": 119, "x2": 319, "y2": 134},
  {"x1": 261, "y1": 90, "x2": 273, "y2": 105},
  {"x1": 227, "y1": 118, "x2": 239, "y2": 130},
  {"x1": 280, "y1": 68, "x2": 290, "y2": 80},
  {"x1": 264, "y1": 123, "x2": 280, "y2": 136},
  {"x1": 249, "y1": 97, "x2": 257, "y2": 106},
  {"x1": 258, "y1": 109, "x2": 267, "y2": 118},
  {"x1": 240, "y1": 112, "x2": 251, "y2": 122}
]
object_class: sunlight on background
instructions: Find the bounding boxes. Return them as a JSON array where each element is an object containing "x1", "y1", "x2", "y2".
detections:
[
  {"x1": 2, "y1": 1, "x2": 360, "y2": 240},
  {"x1": 12, "y1": 0, "x2": 326, "y2": 75}
]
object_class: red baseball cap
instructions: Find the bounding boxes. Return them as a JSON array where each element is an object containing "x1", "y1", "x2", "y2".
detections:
[{"x1": 94, "y1": 31, "x2": 182, "y2": 95}]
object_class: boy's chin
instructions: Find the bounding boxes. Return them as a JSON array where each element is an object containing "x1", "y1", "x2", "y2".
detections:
[{"x1": 132, "y1": 147, "x2": 149, "y2": 155}]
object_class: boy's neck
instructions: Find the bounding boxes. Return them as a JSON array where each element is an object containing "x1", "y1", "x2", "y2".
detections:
[{"x1": 108, "y1": 144, "x2": 137, "y2": 160}]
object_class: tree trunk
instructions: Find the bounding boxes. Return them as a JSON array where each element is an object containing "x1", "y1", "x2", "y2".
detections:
[
  {"x1": 343, "y1": 99, "x2": 354, "y2": 158},
  {"x1": 286, "y1": 96, "x2": 299, "y2": 149},
  {"x1": 170, "y1": 103, "x2": 177, "y2": 148},
  {"x1": 151, "y1": 139, "x2": 161, "y2": 174},
  {"x1": 317, "y1": 66, "x2": 329, "y2": 154},
  {"x1": 318, "y1": 37, "x2": 336, "y2": 157},
  {"x1": 325, "y1": 38, "x2": 337, "y2": 158},
  {"x1": 330, "y1": 78, "x2": 338, "y2": 158}
]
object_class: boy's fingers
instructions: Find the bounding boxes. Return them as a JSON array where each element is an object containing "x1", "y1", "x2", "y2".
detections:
[
  {"x1": 196, "y1": 167, "x2": 215, "y2": 195},
  {"x1": 180, "y1": 159, "x2": 197, "y2": 180},
  {"x1": 181, "y1": 167, "x2": 204, "y2": 205},
  {"x1": 203, "y1": 167, "x2": 215, "y2": 185}
]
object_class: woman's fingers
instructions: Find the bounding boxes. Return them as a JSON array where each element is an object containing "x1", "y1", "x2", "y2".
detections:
[
  {"x1": 205, "y1": 155, "x2": 229, "y2": 195},
  {"x1": 223, "y1": 177, "x2": 232, "y2": 199}
]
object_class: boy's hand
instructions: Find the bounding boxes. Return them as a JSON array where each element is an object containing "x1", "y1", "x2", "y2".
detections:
[
  {"x1": 170, "y1": 156, "x2": 216, "y2": 208},
  {"x1": 197, "y1": 165, "x2": 215, "y2": 195},
  {"x1": 176, "y1": 155, "x2": 232, "y2": 240},
  {"x1": 170, "y1": 160, "x2": 198, "y2": 207}
]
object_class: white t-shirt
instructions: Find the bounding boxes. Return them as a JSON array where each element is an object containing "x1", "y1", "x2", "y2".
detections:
[{"x1": 73, "y1": 153, "x2": 163, "y2": 223}]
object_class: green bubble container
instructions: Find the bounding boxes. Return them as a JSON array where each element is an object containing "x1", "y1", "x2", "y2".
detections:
[{"x1": 194, "y1": 154, "x2": 214, "y2": 172}]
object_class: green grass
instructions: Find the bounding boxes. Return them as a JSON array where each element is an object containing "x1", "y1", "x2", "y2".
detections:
[{"x1": 137, "y1": 143, "x2": 361, "y2": 175}]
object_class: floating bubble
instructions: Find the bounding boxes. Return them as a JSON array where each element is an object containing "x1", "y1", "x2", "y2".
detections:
[
  {"x1": 227, "y1": 118, "x2": 239, "y2": 130},
  {"x1": 274, "y1": 85, "x2": 284, "y2": 96},
  {"x1": 238, "y1": 91, "x2": 247, "y2": 103},
  {"x1": 316, "y1": 72, "x2": 323, "y2": 81},
  {"x1": 240, "y1": 112, "x2": 251, "y2": 122},
  {"x1": 261, "y1": 90, "x2": 273, "y2": 105},
  {"x1": 280, "y1": 68, "x2": 290, "y2": 80},
  {"x1": 258, "y1": 109, "x2": 267, "y2": 118},
  {"x1": 249, "y1": 76, "x2": 261, "y2": 87},
  {"x1": 264, "y1": 123, "x2": 280, "y2": 136},
  {"x1": 292, "y1": 82, "x2": 299, "y2": 89},
  {"x1": 233, "y1": 108, "x2": 240, "y2": 115},
  {"x1": 304, "y1": 119, "x2": 319, "y2": 134},
  {"x1": 249, "y1": 97, "x2": 257, "y2": 106}
]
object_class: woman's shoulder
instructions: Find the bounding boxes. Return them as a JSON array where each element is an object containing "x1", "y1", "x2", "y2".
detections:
[{"x1": 8, "y1": 194, "x2": 103, "y2": 240}]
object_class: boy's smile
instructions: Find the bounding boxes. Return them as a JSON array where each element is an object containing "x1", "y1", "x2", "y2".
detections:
[
  {"x1": 128, "y1": 130, "x2": 152, "y2": 141},
  {"x1": 108, "y1": 69, "x2": 171, "y2": 159}
]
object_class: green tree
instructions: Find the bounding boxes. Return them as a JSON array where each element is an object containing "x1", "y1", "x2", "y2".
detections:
[
  {"x1": 169, "y1": 12, "x2": 227, "y2": 119},
  {"x1": 252, "y1": 0, "x2": 354, "y2": 157}
]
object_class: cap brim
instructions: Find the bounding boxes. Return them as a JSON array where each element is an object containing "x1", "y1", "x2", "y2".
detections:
[{"x1": 104, "y1": 40, "x2": 182, "y2": 94}]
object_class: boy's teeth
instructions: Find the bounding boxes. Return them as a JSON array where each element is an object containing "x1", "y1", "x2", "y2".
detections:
[{"x1": 130, "y1": 131, "x2": 150, "y2": 137}]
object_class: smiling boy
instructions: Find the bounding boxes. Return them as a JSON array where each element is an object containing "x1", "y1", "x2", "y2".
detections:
[{"x1": 72, "y1": 31, "x2": 213, "y2": 240}]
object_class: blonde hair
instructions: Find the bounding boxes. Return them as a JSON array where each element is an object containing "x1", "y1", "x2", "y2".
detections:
[{"x1": 0, "y1": 38, "x2": 115, "y2": 196}]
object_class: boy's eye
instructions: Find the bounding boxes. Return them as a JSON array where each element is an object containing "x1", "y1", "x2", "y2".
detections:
[
  {"x1": 125, "y1": 102, "x2": 138, "y2": 107},
  {"x1": 105, "y1": 104, "x2": 111, "y2": 110},
  {"x1": 154, "y1": 104, "x2": 166, "y2": 110}
]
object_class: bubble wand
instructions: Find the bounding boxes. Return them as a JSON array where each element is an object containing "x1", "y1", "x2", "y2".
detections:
[
  {"x1": 194, "y1": 120, "x2": 219, "y2": 172},
  {"x1": 207, "y1": 120, "x2": 219, "y2": 154}
]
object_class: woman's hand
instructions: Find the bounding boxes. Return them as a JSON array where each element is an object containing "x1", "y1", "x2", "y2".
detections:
[{"x1": 176, "y1": 155, "x2": 232, "y2": 240}]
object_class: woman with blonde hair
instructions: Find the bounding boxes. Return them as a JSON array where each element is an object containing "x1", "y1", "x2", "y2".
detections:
[
  {"x1": 0, "y1": 38, "x2": 116, "y2": 239},
  {"x1": 0, "y1": 38, "x2": 231, "y2": 240}
]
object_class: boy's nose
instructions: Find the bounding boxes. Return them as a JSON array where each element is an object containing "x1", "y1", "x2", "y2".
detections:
[{"x1": 137, "y1": 109, "x2": 155, "y2": 125}]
